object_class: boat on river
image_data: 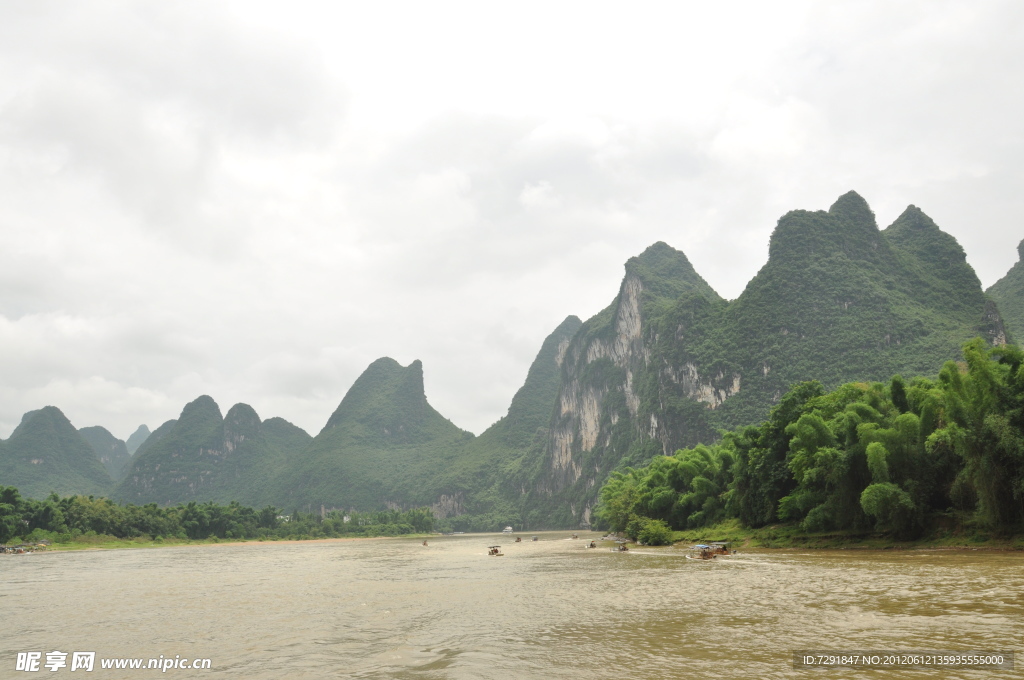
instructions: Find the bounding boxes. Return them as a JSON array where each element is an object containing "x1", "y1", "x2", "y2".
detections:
[
  {"x1": 687, "y1": 544, "x2": 716, "y2": 560},
  {"x1": 502, "y1": 526, "x2": 514, "y2": 534},
  {"x1": 687, "y1": 542, "x2": 733, "y2": 560},
  {"x1": 488, "y1": 546, "x2": 504, "y2": 556}
]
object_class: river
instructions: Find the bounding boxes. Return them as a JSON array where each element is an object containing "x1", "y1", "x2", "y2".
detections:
[{"x1": 2, "y1": 532, "x2": 1020, "y2": 679}]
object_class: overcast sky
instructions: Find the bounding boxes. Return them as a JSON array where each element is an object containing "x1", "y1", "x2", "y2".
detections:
[{"x1": 1, "y1": 1, "x2": 1022, "y2": 441}]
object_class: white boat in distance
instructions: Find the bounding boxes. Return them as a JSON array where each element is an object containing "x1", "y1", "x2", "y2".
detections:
[{"x1": 502, "y1": 526, "x2": 514, "y2": 534}]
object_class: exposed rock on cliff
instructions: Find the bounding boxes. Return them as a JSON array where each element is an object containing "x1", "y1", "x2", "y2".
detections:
[{"x1": 526, "y1": 193, "x2": 1008, "y2": 528}]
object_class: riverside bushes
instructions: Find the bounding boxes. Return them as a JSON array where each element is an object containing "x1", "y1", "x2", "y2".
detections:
[
  {"x1": 0, "y1": 487, "x2": 434, "y2": 544},
  {"x1": 597, "y1": 339, "x2": 1024, "y2": 540}
]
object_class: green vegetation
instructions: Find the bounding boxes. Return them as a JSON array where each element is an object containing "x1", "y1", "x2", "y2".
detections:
[
  {"x1": 6, "y1": 195, "x2": 1019, "y2": 536},
  {"x1": 987, "y1": 239, "x2": 1024, "y2": 342},
  {"x1": 0, "y1": 407, "x2": 112, "y2": 499},
  {"x1": 114, "y1": 398, "x2": 311, "y2": 507},
  {"x1": 536, "y1": 192, "x2": 1014, "y2": 528},
  {"x1": 597, "y1": 339, "x2": 1024, "y2": 542},
  {"x1": 665, "y1": 518, "x2": 1024, "y2": 550},
  {"x1": 274, "y1": 317, "x2": 584, "y2": 532},
  {"x1": 0, "y1": 485, "x2": 434, "y2": 546},
  {"x1": 272, "y1": 358, "x2": 475, "y2": 511},
  {"x1": 21, "y1": 316, "x2": 582, "y2": 534}
]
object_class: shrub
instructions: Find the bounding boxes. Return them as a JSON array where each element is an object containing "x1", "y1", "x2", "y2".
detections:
[{"x1": 638, "y1": 519, "x2": 673, "y2": 546}]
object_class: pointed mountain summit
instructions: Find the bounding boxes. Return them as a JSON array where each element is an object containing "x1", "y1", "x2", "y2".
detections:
[
  {"x1": 0, "y1": 407, "x2": 111, "y2": 498},
  {"x1": 885, "y1": 205, "x2": 992, "y2": 319},
  {"x1": 709, "y1": 196, "x2": 1003, "y2": 425},
  {"x1": 320, "y1": 357, "x2": 437, "y2": 443},
  {"x1": 623, "y1": 241, "x2": 720, "y2": 302},
  {"x1": 274, "y1": 358, "x2": 473, "y2": 511},
  {"x1": 125, "y1": 424, "x2": 151, "y2": 456},
  {"x1": 132, "y1": 419, "x2": 176, "y2": 460},
  {"x1": 524, "y1": 242, "x2": 725, "y2": 527},
  {"x1": 114, "y1": 396, "x2": 310, "y2": 506},
  {"x1": 78, "y1": 426, "x2": 132, "y2": 481},
  {"x1": 768, "y1": 191, "x2": 885, "y2": 266},
  {"x1": 987, "y1": 238, "x2": 1024, "y2": 342},
  {"x1": 523, "y1": 193, "x2": 1008, "y2": 528}
]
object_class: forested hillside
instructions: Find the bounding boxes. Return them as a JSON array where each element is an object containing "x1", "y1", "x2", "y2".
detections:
[
  {"x1": 0, "y1": 407, "x2": 112, "y2": 498},
  {"x1": 270, "y1": 358, "x2": 473, "y2": 512},
  {"x1": 529, "y1": 192, "x2": 1009, "y2": 528},
  {"x1": 114, "y1": 397, "x2": 311, "y2": 507}
]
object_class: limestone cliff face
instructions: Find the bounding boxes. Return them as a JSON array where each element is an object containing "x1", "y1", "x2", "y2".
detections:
[
  {"x1": 528, "y1": 194, "x2": 1007, "y2": 529},
  {"x1": 535, "y1": 243, "x2": 724, "y2": 527}
]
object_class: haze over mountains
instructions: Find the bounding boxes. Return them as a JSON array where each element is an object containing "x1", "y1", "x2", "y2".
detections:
[{"x1": 1, "y1": 192, "x2": 1019, "y2": 529}]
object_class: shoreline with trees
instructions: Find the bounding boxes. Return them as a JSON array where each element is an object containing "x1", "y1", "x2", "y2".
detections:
[
  {"x1": 596, "y1": 339, "x2": 1024, "y2": 547},
  {"x1": 6, "y1": 339, "x2": 1023, "y2": 554},
  {"x1": 0, "y1": 487, "x2": 436, "y2": 551}
]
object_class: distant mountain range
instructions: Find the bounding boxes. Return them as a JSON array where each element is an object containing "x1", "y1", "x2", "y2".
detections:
[{"x1": 2, "y1": 192, "x2": 1019, "y2": 530}]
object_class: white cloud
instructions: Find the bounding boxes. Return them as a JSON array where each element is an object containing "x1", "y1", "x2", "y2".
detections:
[{"x1": 0, "y1": 0, "x2": 1022, "y2": 440}]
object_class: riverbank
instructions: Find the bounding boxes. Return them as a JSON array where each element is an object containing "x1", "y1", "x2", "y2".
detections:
[
  {"x1": 11, "y1": 532, "x2": 434, "y2": 553},
  {"x1": 667, "y1": 518, "x2": 1024, "y2": 550}
]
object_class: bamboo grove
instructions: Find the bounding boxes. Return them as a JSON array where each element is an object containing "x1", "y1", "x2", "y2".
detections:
[{"x1": 597, "y1": 339, "x2": 1024, "y2": 541}]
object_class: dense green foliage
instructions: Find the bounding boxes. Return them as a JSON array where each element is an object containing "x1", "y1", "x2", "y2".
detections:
[
  {"x1": 0, "y1": 486, "x2": 433, "y2": 545},
  {"x1": 598, "y1": 339, "x2": 1024, "y2": 539},
  {"x1": 691, "y1": 196, "x2": 1004, "y2": 429},
  {"x1": 0, "y1": 407, "x2": 112, "y2": 498},
  {"x1": 987, "y1": 239, "x2": 1024, "y2": 342}
]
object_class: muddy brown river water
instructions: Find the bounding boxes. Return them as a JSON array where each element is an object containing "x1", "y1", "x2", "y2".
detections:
[{"x1": 1, "y1": 532, "x2": 1021, "y2": 679}]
